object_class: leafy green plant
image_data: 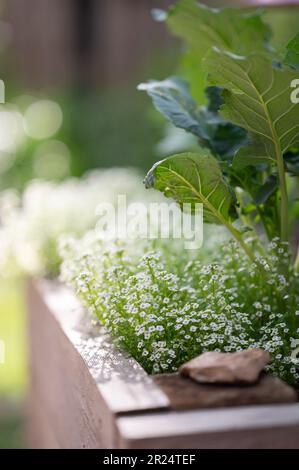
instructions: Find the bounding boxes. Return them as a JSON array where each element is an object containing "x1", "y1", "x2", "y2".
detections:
[
  {"x1": 140, "y1": 1, "x2": 299, "y2": 275},
  {"x1": 60, "y1": 3, "x2": 299, "y2": 386}
]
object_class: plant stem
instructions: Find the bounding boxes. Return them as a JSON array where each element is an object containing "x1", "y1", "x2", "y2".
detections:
[
  {"x1": 274, "y1": 146, "x2": 292, "y2": 283},
  {"x1": 277, "y1": 154, "x2": 289, "y2": 242},
  {"x1": 257, "y1": 207, "x2": 271, "y2": 239}
]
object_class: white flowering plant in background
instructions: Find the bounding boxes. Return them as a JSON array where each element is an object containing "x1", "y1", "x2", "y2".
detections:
[{"x1": 0, "y1": 167, "x2": 155, "y2": 278}]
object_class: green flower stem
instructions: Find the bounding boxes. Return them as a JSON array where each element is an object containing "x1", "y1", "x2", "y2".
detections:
[
  {"x1": 185, "y1": 179, "x2": 260, "y2": 267},
  {"x1": 276, "y1": 149, "x2": 289, "y2": 243}
]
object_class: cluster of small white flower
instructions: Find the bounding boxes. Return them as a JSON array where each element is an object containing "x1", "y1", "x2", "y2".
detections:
[
  {"x1": 60, "y1": 235, "x2": 299, "y2": 384},
  {"x1": 0, "y1": 167, "x2": 153, "y2": 278}
]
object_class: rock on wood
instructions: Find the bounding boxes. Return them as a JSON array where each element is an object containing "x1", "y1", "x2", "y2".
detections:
[{"x1": 180, "y1": 349, "x2": 271, "y2": 384}]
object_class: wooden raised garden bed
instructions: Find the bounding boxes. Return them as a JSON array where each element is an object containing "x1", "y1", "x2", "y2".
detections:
[{"x1": 26, "y1": 280, "x2": 299, "y2": 449}]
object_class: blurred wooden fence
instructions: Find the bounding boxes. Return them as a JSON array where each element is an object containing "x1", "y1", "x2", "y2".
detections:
[{"x1": 4, "y1": 0, "x2": 174, "y2": 89}]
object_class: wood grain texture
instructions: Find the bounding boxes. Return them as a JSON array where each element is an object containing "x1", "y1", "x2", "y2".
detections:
[
  {"x1": 27, "y1": 280, "x2": 116, "y2": 448},
  {"x1": 117, "y1": 404, "x2": 299, "y2": 449}
]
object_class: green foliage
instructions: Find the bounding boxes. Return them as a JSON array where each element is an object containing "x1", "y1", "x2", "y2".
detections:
[
  {"x1": 203, "y1": 48, "x2": 298, "y2": 242},
  {"x1": 204, "y1": 50, "x2": 299, "y2": 167},
  {"x1": 167, "y1": 1, "x2": 271, "y2": 57},
  {"x1": 166, "y1": 1, "x2": 271, "y2": 101},
  {"x1": 144, "y1": 152, "x2": 237, "y2": 225},
  {"x1": 141, "y1": 0, "x2": 299, "y2": 264},
  {"x1": 138, "y1": 78, "x2": 247, "y2": 160},
  {"x1": 167, "y1": 0, "x2": 271, "y2": 55},
  {"x1": 138, "y1": 77, "x2": 207, "y2": 140}
]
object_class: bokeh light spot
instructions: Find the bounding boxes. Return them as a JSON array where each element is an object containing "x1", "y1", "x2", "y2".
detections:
[{"x1": 24, "y1": 100, "x2": 63, "y2": 140}]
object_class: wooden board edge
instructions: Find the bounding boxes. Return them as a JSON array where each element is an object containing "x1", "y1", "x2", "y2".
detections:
[
  {"x1": 116, "y1": 403, "x2": 299, "y2": 448},
  {"x1": 28, "y1": 279, "x2": 170, "y2": 415}
]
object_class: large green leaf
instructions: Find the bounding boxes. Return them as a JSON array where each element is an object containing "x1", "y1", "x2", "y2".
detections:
[
  {"x1": 167, "y1": 1, "x2": 271, "y2": 58},
  {"x1": 138, "y1": 77, "x2": 208, "y2": 141},
  {"x1": 205, "y1": 87, "x2": 249, "y2": 162},
  {"x1": 233, "y1": 138, "x2": 271, "y2": 169},
  {"x1": 166, "y1": 0, "x2": 271, "y2": 101},
  {"x1": 203, "y1": 50, "x2": 299, "y2": 169},
  {"x1": 144, "y1": 152, "x2": 237, "y2": 224},
  {"x1": 138, "y1": 77, "x2": 247, "y2": 160}
]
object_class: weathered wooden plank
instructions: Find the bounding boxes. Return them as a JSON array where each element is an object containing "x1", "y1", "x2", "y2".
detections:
[
  {"x1": 27, "y1": 280, "x2": 117, "y2": 448},
  {"x1": 116, "y1": 404, "x2": 299, "y2": 448},
  {"x1": 26, "y1": 395, "x2": 61, "y2": 449},
  {"x1": 31, "y1": 280, "x2": 170, "y2": 414}
]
